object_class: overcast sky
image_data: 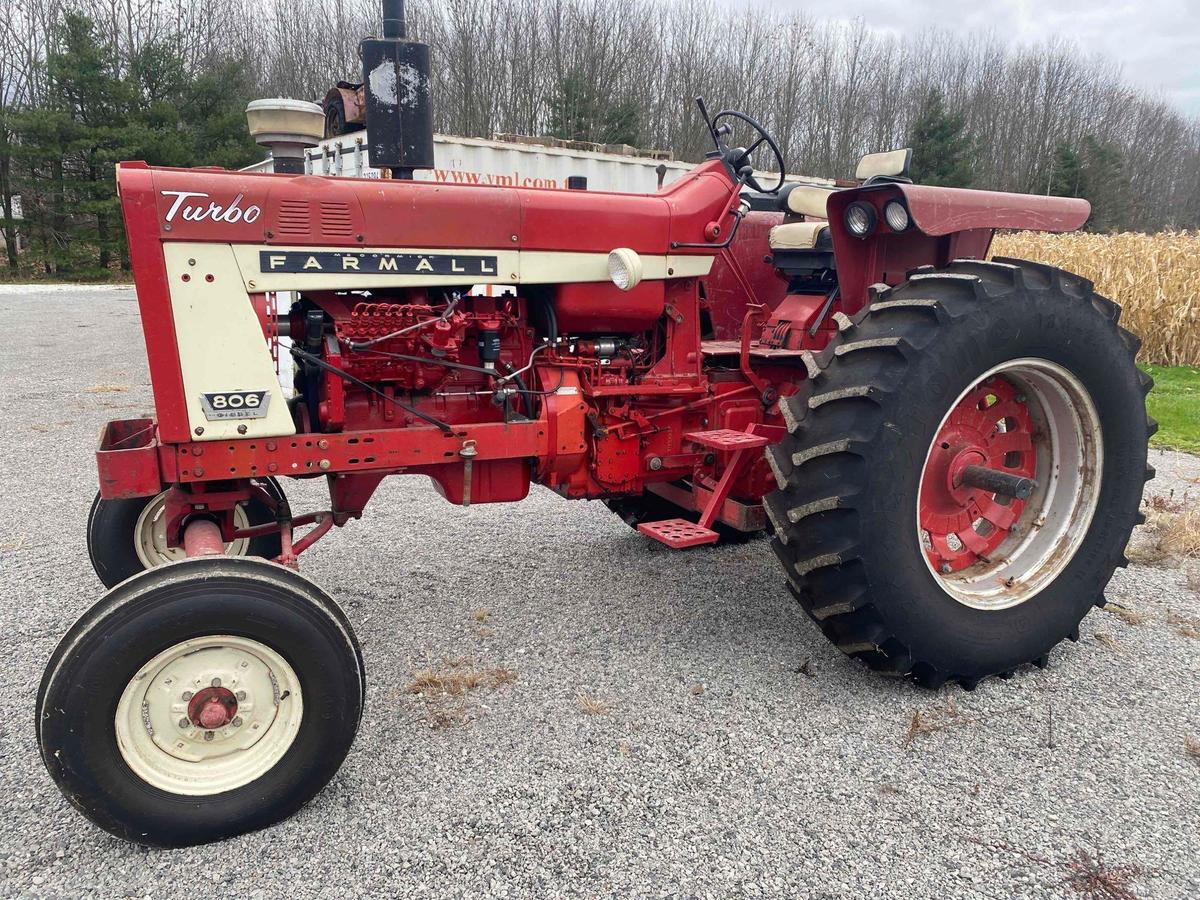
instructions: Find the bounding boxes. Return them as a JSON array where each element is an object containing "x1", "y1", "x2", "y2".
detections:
[{"x1": 726, "y1": 0, "x2": 1200, "y2": 117}]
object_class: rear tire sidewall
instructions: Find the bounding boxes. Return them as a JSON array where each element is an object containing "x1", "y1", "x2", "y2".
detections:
[
  {"x1": 859, "y1": 286, "x2": 1146, "y2": 675},
  {"x1": 38, "y1": 559, "x2": 363, "y2": 847},
  {"x1": 87, "y1": 482, "x2": 285, "y2": 588}
]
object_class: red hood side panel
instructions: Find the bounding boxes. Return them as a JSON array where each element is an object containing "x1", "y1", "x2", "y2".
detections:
[{"x1": 124, "y1": 160, "x2": 736, "y2": 255}]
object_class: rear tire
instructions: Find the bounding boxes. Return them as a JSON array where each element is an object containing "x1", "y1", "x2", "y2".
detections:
[
  {"x1": 37, "y1": 557, "x2": 363, "y2": 847},
  {"x1": 765, "y1": 259, "x2": 1154, "y2": 688},
  {"x1": 87, "y1": 479, "x2": 286, "y2": 588}
]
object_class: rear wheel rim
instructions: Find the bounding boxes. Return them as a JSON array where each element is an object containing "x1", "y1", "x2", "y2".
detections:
[
  {"x1": 133, "y1": 492, "x2": 251, "y2": 569},
  {"x1": 114, "y1": 634, "x2": 303, "y2": 796},
  {"x1": 917, "y1": 358, "x2": 1103, "y2": 611}
]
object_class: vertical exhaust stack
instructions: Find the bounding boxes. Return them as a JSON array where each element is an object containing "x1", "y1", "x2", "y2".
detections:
[{"x1": 362, "y1": 0, "x2": 435, "y2": 179}]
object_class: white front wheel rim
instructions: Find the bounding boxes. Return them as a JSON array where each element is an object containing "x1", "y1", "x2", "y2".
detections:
[
  {"x1": 134, "y1": 492, "x2": 252, "y2": 569},
  {"x1": 114, "y1": 635, "x2": 303, "y2": 795}
]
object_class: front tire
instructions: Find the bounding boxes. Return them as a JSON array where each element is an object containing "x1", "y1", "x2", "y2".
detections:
[
  {"x1": 37, "y1": 557, "x2": 364, "y2": 846},
  {"x1": 87, "y1": 479, "x2": 286, "y2": 588},
  {"x1": 765, "y1": 259, "x2": 1154, "y2": 688}
]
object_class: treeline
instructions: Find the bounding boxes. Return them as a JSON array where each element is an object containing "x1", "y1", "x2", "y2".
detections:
[{"x1": 3, "y1": 0, "x2": 1199, "y2": 276}]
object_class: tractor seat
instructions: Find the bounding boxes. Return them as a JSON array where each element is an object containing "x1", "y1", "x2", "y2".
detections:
[
  {"x1": 769, "y1": 221, "x2": 835, "y2": 282},
  {"x1": 768, "y1": 221, "x2": 829, "y2": 251}
]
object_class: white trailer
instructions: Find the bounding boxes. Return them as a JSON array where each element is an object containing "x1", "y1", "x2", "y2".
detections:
[{"x1": 243, "y1": 131, "x2": 831, "y2": 193}]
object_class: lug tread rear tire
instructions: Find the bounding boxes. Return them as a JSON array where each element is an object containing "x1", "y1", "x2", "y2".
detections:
[{"x1": 767, "y1": 258, "x2": 1154, "y2": 688}]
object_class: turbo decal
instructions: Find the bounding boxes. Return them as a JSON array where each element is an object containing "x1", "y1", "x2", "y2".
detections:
[{"x1": 162, "y1": 191, "x2": 262, "y2": 224}]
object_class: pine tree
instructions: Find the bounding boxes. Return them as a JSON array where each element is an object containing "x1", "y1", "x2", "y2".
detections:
[
  {"x1": 908, "y1": 89, "x2": 974, "y2": 188},
  {"x1": 1047, "y1": 136, "x2": 1133, "y2": 232},
  {"x1": 547, "y1": 72, "x2": 640, "y2": 146}
]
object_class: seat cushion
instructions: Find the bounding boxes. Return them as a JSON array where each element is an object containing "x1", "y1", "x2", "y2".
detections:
[{"x1": 769, "y1": 221, "x2": 830, "y2": 251}]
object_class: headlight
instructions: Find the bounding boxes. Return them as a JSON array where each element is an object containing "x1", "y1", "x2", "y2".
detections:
[
  {"x1": 607, "y1": 248, "x2": 643, "y2": 291},
  {"x1": 884, "y1": 200, "x2": 910, "y2": 232},
  {"x1": 844, "y1": 202, "x2": 877, "y2": 238}
]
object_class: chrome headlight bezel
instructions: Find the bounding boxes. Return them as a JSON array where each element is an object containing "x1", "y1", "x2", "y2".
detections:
[
  {"x1": 844, "y1": 202, "x2": 877, "y2": 239},
  {"x1": 884, "y1": 200, "x2": 911, "y2": 232}
]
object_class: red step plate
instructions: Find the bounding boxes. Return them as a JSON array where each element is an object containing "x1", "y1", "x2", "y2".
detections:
[
  {"x1": 684, "y1": 429, "x2": 771, "y2": 452},
  {"x1": 637, "y1": 518, "x2": 720, "y2": 549}
]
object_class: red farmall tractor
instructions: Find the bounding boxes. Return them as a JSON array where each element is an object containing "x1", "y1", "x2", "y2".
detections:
[{"x1": 38, "y1": 3, "x2": 1153, "y2": 847}]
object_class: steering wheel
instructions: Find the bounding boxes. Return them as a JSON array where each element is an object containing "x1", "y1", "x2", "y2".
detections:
[{"x1": 708, "y1": 108, "x2": 787, "y2": 194}]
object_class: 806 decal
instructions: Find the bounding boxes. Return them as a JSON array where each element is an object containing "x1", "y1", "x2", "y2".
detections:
[{"x1": 199, "y1": 390, "x2": 271, "y2": 420}]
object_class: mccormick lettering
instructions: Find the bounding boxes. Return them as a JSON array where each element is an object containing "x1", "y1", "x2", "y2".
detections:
[
  {"x1": 161, "y1": 191, "x2": 262, "y2": 224},
  {"x1": 260, "y1": 250, "x2": 499, "y2": 276}
]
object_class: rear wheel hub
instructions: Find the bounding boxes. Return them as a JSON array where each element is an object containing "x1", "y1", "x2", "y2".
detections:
[
  {"x1": 917, "y1": 359, "x2": 1103, "y2": 611},
  {"x1": 919, "y1": 377, "x2": 1036, "y2": 573}
]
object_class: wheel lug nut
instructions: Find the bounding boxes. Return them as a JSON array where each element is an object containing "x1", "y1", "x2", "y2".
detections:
[
  {"x1": 182, "y1": 691, "x2": 193, "y2": 701},
  {"x1": 179, "y1": 717, "x2": 191, "y2": 729},
  {"x1": 204, "y1": 731, "x2": 215, "y2": 742},
  {"x1": 232, "y1": 717, "x2": 243, "y2": 728},
  {"x1": 210, "y1": 677, "x2": 222, "y2": 688},
  {"x1": 236, "y1": 690, "x2": 247, "y2": 701},
  {"x1": 940, "y1": 563, "x2": 953, "y2": 574}
]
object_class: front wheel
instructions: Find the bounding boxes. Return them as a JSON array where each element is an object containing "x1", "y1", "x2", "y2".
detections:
[
  {"x1": 765, "y1": 259, "x2": 1154, "y2": 688},
  {"x1": 87, "y1": 479, "x2": 286, "y2": 588},
  {"x1": 37, "y1": 557, "x2": 364, "y2": 846}
]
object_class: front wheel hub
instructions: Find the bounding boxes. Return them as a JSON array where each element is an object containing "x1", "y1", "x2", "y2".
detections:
[{"x1": 188, "y1": 686, "x2": 238, "y2": 729}]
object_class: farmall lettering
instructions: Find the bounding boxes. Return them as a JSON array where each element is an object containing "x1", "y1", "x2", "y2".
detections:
[
  {"x1": 259, "y1": 250, "x2": 499, "y2": 275},
  {"x1": 161, "y1": 190, "x2": 262, "y2": 224}
]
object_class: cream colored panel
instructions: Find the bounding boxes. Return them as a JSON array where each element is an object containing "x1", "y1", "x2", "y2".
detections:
[
  {"x1": 855, "y1": 148, "x2": 911, "y2": 180},
  {"x1": 163, "y1": 243, "x2": 297, "y2": 441},
  {"x1": 520, "y1": 251, "x2": 713, "y2": 283},
  {"x1": 786, "y1": 185, "x2": 835, "y2": 219},
  {"x1": 230, "y1": 245, "x2": 712, "y2": 293},
  {"x1": 769, "y1": 222, "x2": 828, "y2": 251}
]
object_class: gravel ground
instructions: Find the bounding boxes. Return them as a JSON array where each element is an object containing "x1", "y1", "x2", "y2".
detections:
[{"x1": 1, "y1": 287, "x2": 1197, "y2": 900}]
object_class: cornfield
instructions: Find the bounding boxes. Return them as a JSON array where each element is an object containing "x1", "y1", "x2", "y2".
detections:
[{"x1": 991, "y1": 231, "x2": 1200, "y2": 366}]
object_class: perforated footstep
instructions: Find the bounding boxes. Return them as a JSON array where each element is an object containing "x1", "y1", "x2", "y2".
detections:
[
  {"x1": 685, "y1": 429, "x2": 771, "y2": 452},
  {"x1": 637, "y1": 518, "x2": 720, "y2": 549}
]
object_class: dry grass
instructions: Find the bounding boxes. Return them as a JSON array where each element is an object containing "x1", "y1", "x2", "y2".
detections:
[
  {"x1": 963, "y1": 839, "x2": 1143, "y2": 899},
  {"x1": 992, "y1": 230, "x2": 1200, "y2": 366},
  {"x1": 1105, "y1": 603, "x2": 1147, "y2": 626},
  {"x1": 1093, "y1": 633, "x2": 1121, "y2": 652},
  {"x1": 902, "y1": 696, "x2": 970, "y2": 747},
  {"x1": 1162, "y1": 506, "x2": 1200, "y2": 560},
  {"x1": 1185, "y1": 563, "x2": 1200, "y2": 593},
  {"x1": 1185, "y1": 734, "x2": 1200, "y2": 765},
  {"x1": 407, "y1": 660, "x2": 516, "y2": 698},
  {"x1": 1166, "y1": 610, "x2": 1200, "y2": 640},
  {"x1": 0, "y1": 535, "x2": 28, "y2": 553},
  {"x1": 404, "y1": 657, "x2": 517, "y2": 728},
  {"x1": 1063, "y1": 848, "x2": 1142, "y2": 900},
  {"x1": 84, "y1": 383, "x2": 130, "y2": 393},
  {"x1": 576, "y1": 691, "x2": 610, "y2": 715},
  {"x1": 1127, "y1": 497, "x2": 1199, "y2": 565},
  {"x1": 471, "y1": 608, "x2": 491, "y2": 623}
]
